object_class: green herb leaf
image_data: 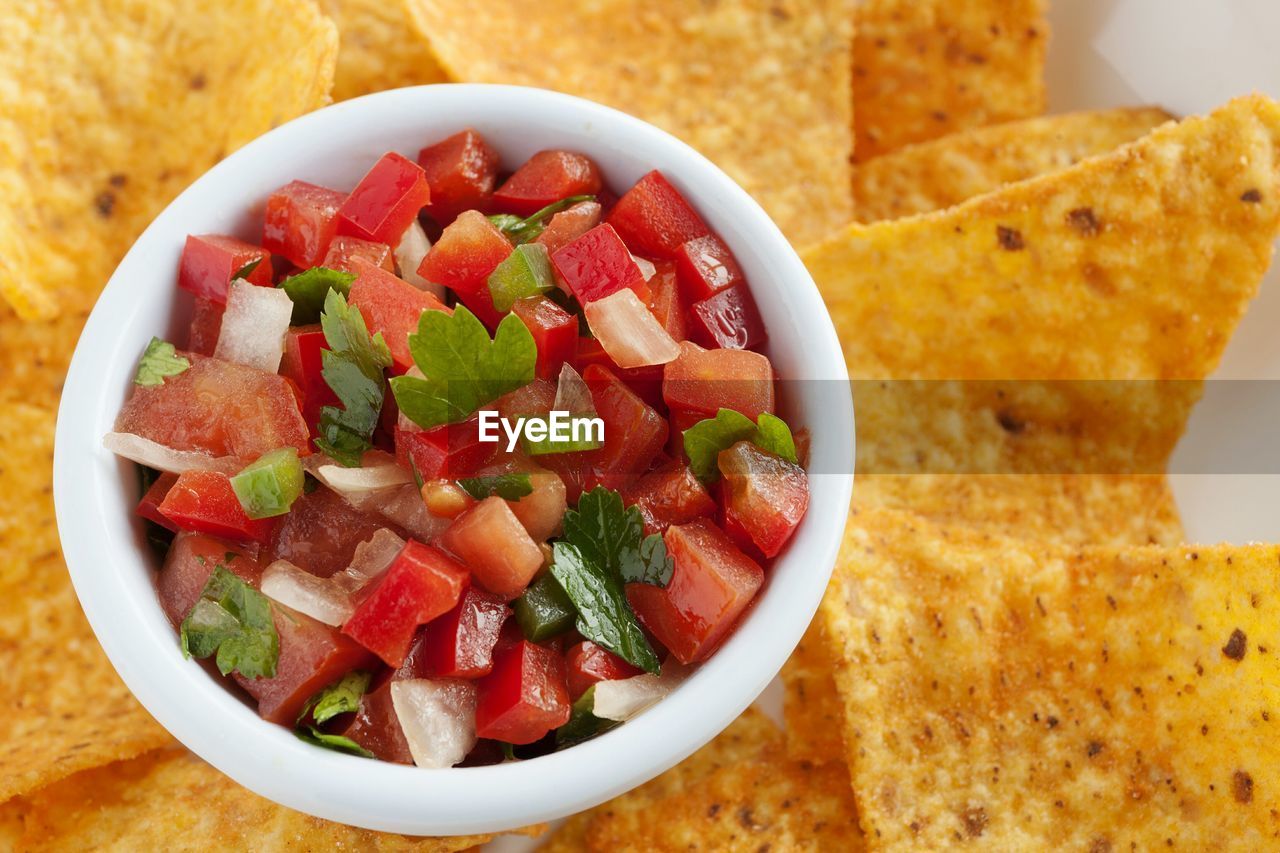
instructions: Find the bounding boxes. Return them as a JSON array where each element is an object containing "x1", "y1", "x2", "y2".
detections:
[
  {"x1": 555, "y1": 685, "x2": 619, "y2": 749},
  {"x1": 232, "y1": 257, "x2": 264, "y2": 282},
  {"x1": 456, "y1": 472, "x2": 534, "y2": 501},
  {"x1": 635, "y1": 533, "x2": 675, "y2": 587},
  {"x1": 487, "y1": 194, "x2": 594, "y2": 244},
  {"x1": 180, "y1": 565, "x2": 278, "y2": 680},
  {"x1": 563, "y1": 487, "x2": 671, "y2": 588},
  {"x1": 134, "y1": 337, "x2": 191, "y2": 387},
  {"x1": 550, "y1": 541, "x2": 660, "y2": 674},
  {"x1": 279, "y1": 267, "x2": 356, "y2": 324},
  {"x1": 298, "y1": 670, "x2": 371, "y2": 725},
  {"x1": 389, "y1": 305, "x2": 537, "y2": 430},
  {"x1": 500, "y1": 742, "x2": 518, "y2": 761},
  {"x1": 316, "y1": 289, "x2": 392, "y2": 467},
  {"x1": 683, "y1": 408, "x2": 800, "y2": 484},
  {"x1": 519, "y1": 414, "x2": 604, "y2": 455},
  {"x1": 294, "y1": 727, "x2": 374, "y2": 758},
  {"x1": 231, "y1": 448, "x2": 304, "y2": 519}
]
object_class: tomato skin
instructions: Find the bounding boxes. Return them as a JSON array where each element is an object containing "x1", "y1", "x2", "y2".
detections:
[
  {"x1": 339, "y1": 676, "x2": 414, "y2": 764},
  {"x1": 322, "y1": 235, "x2": 394, "y2": 273},
  {"x1": 264, "y1": 487, "x2": 389, "y2": 579},
  {"x1": 475, "y1": 639, "x2": 571, "y2": 744},
  {"x1": 417, "y1": 128, "x2": 501, "y2": 224},
  {"x1": 337, "y1": 152, "x2": 431, "y2": 246},
  {"x1": 395, "y1": 414, "x2": 495, "y2": 481},
  {"x1": 398, "y1": 586, "x2": 511, "y2": 679},
  {"x1": 137, "y1": 471, "x2": 179, "y2": 532},
  {"x1": 262, "y1": 180, "x2": 346, "y2": 268},
  {"x1": 675, "y1": 234, "x2": 744, "y2": 303},
  {"x1": 583, "y1": 364, "x2": 668, "y2": 485},
  {"x1": 689, "y1": 284, "x2": 767, "y2": 350},
  {"x1": 565, "y1": 640, "x2": 642, "y2": 700},
  {"x1": 348, "y1": 258, "x2": 449, "y2": 373},
  {"x1": 551, "y1": 224, "x2": 646, "y2": 305},
  {"x1": 626, "y1": 518, "x2": 763, "y2": 664},
  {"x1": 606, "y1": 170, "x2": 710, "y2": 259},
  {"x1": 177, "y1": 235, "x2": 272, "y2": 305},
  {"x1": 186, "y1": 297, "x2": 224, "y2": 357},
  {"x1": 342, "y1": 540, "x2": 470, "y2": 667},
  {"x1": 492, "y1": 150, "x2": 603, "y2": 217},
  {"x1": 158, "y1": 533, "x2": 262, "y2": 627},
  {"x1": 662, "y1": 342, "x2": 775, "y2": 420},
  {"x1": 157, "y1": 470, "x2": 277, "y2": 544},
  {"x1": 647, "y1": 261, "x2": 688, "y2": 343},
  {"x1": 419, "y1": 210, "x2": 512, "y2": 327},
  {"x1": 622, "y1": 464, "x2": 716, "y2": 536},
  {"x1": 279, "y1": 325, "x2": 334, "y2": 436},
  {"x1": 534, "y1": 200, "x2": 602, "y2": 255},
  {"x1": 441, "y1": 497, "x2": 544, "y2": 600},
  {"x1": 718, "y1": 441, "x2": 809, "y2": 558},
  {"x1": 511, "y1": 295, "x2": 577, "y2": 380}
]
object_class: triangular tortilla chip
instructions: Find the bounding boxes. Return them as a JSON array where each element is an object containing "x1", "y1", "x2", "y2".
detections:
[{"x1": 319, "y1": 0, "x2": 448, "y2": 101}]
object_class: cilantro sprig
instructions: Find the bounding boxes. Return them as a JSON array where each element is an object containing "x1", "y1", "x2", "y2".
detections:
[
  {"x1": 294, "y1": 728, "x2": 375, "y2": 758},
  {"x1": 134, "y1": 337, "x2": 190, "y2": 387},
  {"x1": 389, "y1": 305, "x2": 537, "y2": 430},
  {"x1": 232, "y1": 257, "x2": 264, "y2": 282},
  {"x1": 279, "y1": 266, "x2": 356, "y2": 324},
  {"x1": 683, "y1": 409, "x2": 799, "y2": 483},
  {"x1": 488, "y1": 195, "x2": 594, "y2": 244},
  {"x1": 457, "y1": 473, "x2": 534, "y2": 501},
  {"x1": 315, "y1": 290, "x2": 392, "y2": 467},
  {"x1": 180, "y1": 565, "x2": 279, "y2": 680},
  {"x1": 298, "y1": 670, "x2": 371, "y2": 725},
  {"x1": 555, "y1": 685, "x2": 619, "y2": 749}
]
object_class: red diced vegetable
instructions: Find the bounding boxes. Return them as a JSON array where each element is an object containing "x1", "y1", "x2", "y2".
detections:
[
  {"x1": 262, "y1": 180, "x2": 346, "y2": 268},
  {"x1": 157, "y1": 533, "x2": 261, "y2": 627},
  {"x1": 667, "y1": 408, "x2": 703, "y2": 460},
  {"x1": 626, "y1": 518, "x2": 762, "y2": 664},
  {"x1": 647, "y1": 261, "x2": 687, "y2": 342},
  {"x1": 279, "y1": 324, "x2": 335, "y2": 435},
  {"x1": 606, "y1": 171, "x2": 709, "y2": 259},
  {"x1": 137, "y1": 471, "x2": 179, "y2": 532},
  {"x1": 186, "y1": 297, "x2": 224, "y2": 357},
  {"x1": 264, "y1": 488, "x2": 390, "y2": 578},
  {"x1": 417, "y1": 128, "x2": 500, "y2": 223},
  {"x1": 399, "y1": 586, "x2": 511, "y2": 679},
  {"x1": 441, "y1": 497, "x2": 544, "y2": 600},
  {"x1": 718, "y1": 441, "x2": 808, "y2": 558},
  {"x1": 534, "y1": 200, "x2": 602, "y2": 255},
  {"x1": 419, "y1": 210, "x2": 512, "y2": 327},
  {"x1": 342, "y1": 540, "x2": 470, "y2": 666},
  {"x1": 339, "y1": 677, "x2": 414, "y2": 764},
  {"x1": 565, "y1": 640, "x2": 643, "y2": 700},
  {"x1": 395, "y1": 414, "x2": 495, "y2": 480},
  {"x1": 511, "y1": 296, "x2": 577, "y2": 380},
  {"x1": 492, "y1": 150, "x2": 603, "y2": 216},
  {"x1": 689, "y1": 284, "x2": 766, "y2": 350},
  {"x1": 551, "y1": 224, "x2": 646, "y2": 305},
  {"x1": 613, "y1": 363, "x2": 666, "y2": 412},
  {"x1": 177, "y1": 234, "x2": 272, "y2": 305},
  {"x1": 157, "y1": 470, "x2": 277, "y2": 544},
  {"x1": 505, "y1": 466, "x2": 568, "y2": 542},
  {"x1": 337, "y1": 152, "x2": 431, "y2": 246},
  {"x1": 583, "y1": 365, "x2": 668, "y2": 485},
  {"x1": 348, "y1": 258, "x2": 449, "y2": 373},
  {"x1": 622, "y1": 464, "x2": 716, "y2": 535},
  {"x1": 571, "y1": 336, "x2": 614, "y2": 373},
  {"x1": 675, "y1": 234, "x2": 744, "y2": 302},
  {"x1": 323, "y1": 235, "x2": 394, "y2": 273},
  {"x1": 663, "y1": 342, "x2": 775, "y2": 420},
  {"x1": 475, "y1": 639, "x2": 571, "y2": 744}
]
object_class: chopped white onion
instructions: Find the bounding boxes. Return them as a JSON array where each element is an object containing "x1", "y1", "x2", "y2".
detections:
[
  {"x1": 336, "y1": 528, "x2": 405, "y2": 590},
  {"x1": 314, "y1": 461, "x2": 413, "y2": 498},
  {"x1": 103, "y1": 432, "x2": 240, "y2": 474},
  {"x1": 553, "y1": 363, "x2": 597, "y2": 418},
  {"x1": 583, "y1": 289, "x2": 680, "y2": 368},
  {"x1": 377, "y1": 484, "x2": 451, "y2": 541},
  {"x1": 260, "y1": 560, "x2": 353, "y2": 626},
  {"x1": 631, "y1": 254, "x2": 657, "y2": 281},
  {"x1": 390, "y1": 679, "x2": 477, "y2": 768},
  {"x1": 592, "y1": 660, "x2": 691, "y2": 722},
  {"x1": 213, "y1": 279, "x2": 293, "y2": 372},
  {"x1": 395, "y1": 221, "x2": 446, "y2": 300}
]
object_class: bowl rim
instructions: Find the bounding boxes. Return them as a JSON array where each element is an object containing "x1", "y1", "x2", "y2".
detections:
[{"x1": 52, "y1": 83, "x2": 854, "y2": 836}]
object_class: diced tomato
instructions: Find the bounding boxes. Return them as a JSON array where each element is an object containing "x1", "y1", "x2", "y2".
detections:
[
  {"x1": 475, "y1": 639, "x2": 571, "y2": 744},
  {"x1": 323, "y1": 235, "x2": 394, "y2": 273},
  {"x1": 494, "y1": 378, "x2": 554, "y2": 422},
  {"x1": 535, "y1": 200, "x2": 602, "y2": 255},
  {"x1": 279, "y1": 324, "x2": 335, "y2": 434},
  {"x1": 606, "y1": 171, "x2": 710, "y2": 259},
  {"x1": 339, "y1": 677, "x2": 414, "y2": 764},
  {"x1": 675, "y1": 234, "x2": 744, "y2": 302},
  {"x1": 506, "y1": 466, "x2": 568, "y2": 542},
  {"x1": 626, "y1": 519, "x2": 763, "y2": 664},
  {"x1": 565, "y1": 640, "x2": 643, "y2": 700},
  {"x1": 690, "y1": 284, "x2": 767, "y2": 350},
  {"x1": 186, "y1": 297, "x2": 224, "y2": 357},
  {"x1": 417, "y1": 128, "x2": 501, "y2": 224},
  {"x1": 583, "y1": 365, "x2": 668, "y2": 485},
  {"x1": 342, "y1": 540, "x2": 470, "y2": 666},
  {"x1": 663, "y1": 342, "x2": 774, "y2": 420},
  {"x1": 718, "y1": 441, "x2": 808, "y2": 558},
  {"x1": 623, "y1": 464, "x2": 716, "y2": 535},
  {"x1": 177, "y1": 235, "x2": 272, "y2": 305},
  {"x1": 441, "y1": 497, "x2": 543, "y2": 600},
  {"x1": 571, "y1": 336, "x2": 614, "y2": 373},
  {"x1": 395, "y1": 414, "x2": 495, "y2": 480},
  {"x1": 235, "y1": 603, "x2": 375, "y2": 724},
  {"x1": 511, "y1": 296, "x2": 577, "y2": 380},
  {"x1": 419, "y1": 210, "x2": 512, "y2": 327},
  {"x1": 348, "y1": 258, "x2": 449, "y2": 372},
  {"x1": 667, "y1": 408, "x2": 703, "y2": 461},
  {"x1": 116, "y1": 355, "x2": 309, "y2": 459},
  {"x1": 398, "y1": 586, "x2": 511, "y2": 679},
  {"x1": 157, "y1": 470, "x2": 277, "y2": 544},
  {"x1": 647, "y1": 261, "x2": 687, "y2": 342},
  {"x1": 157, "y1": 533, "x2": 261, "y2": 627},
  {"x1": 137, "y1": 471, "x2": 179, "y2": 532},
  {"x1": 492, "y1": 150, "x2": 603, "y2": 217},
  {"x1": 265, "y1": 488, "x2": 390, "y2": 578},
  {"x1": 613, "y1": 363, "x2": 666, "y2": 412},
  {"x1": 262, "y1": 180, "x2": 346, "y2": 268},
  {"x1": 337, "y1": 152, "x2": 431, "y2": 246},
  {"x1": 551, "y1": 224, "x2": 646, "y2": 305}
]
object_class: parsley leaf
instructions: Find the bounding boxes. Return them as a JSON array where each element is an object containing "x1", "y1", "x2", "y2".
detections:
[
  {"x1": 389, "y1": 305, "x2": 537, "y2": 430},
  {"x1": 298, "y1": 670, "x2": 371, "y2": 725},
  {"x1": 456, "y1": 472, "x2": 534, "y2": 501},
  {"x1": 134, "y1": 337, "x2": 190, "y2": 387},
  {"x1": 488, "y1": 195, "x2": 594, "y2": 244},
  {"x1": 555, "y1": 685, "x2": 619, "y2": 749},
  {"x1": 551, "y1": 541, "x2": 660, "y2": 674},
  {"x1": 180, "y1": 565, "x2": 278, "y2": 679},
  {"x1": 279, "y1": 267, "x2": 356, "y2": 324},
  {"x1": 294, "y1": 727, "x2": 374, "y2": 758},
  {"x1": 232, "y1": 257, "x2": 264, "y2": 282},
  {"x1": 636, "y1": 533, "x2": 675, "y2": 586},
  {"x1": 683, "y1": 409, "x2": 800, "y2": 483},
  {"x1": 316, "y1": 290, "x2": 392, "y2": 467}
]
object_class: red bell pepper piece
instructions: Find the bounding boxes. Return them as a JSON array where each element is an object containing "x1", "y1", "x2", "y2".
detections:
[
  {"x1": 337, "y1": 152, "x2": 431, "y2": 246},
  {"x1": 137, "y1": 471, "x2": 179, "y2": 532},
  {"x1": 534, "y1": 200, "x2": 602, "y2": 255},
  {"x1": 511, "y1": 295, "x2": 577, "y2": 380},
  {"x1": 186, "y1": 297, "x2": 224, "y2": 357},
  {"x1": 583, "y1": 364, "x2": 668, "y2": 485},
  {"x1": 718, "y1": 441, "x2": 809, "y2": 558},
  {"x1": 662, "y1": 342, "x2": 775, "y2": 420},
  {"x1": 689, "y1": 284, "x2": 767, "y2": 350},
  {"x1": 675, "y1": 234, "x2": 743, "y2": 302},
  {"x1": 565, "y1": 640, "x2": 642, "y2": 700},
  {"x1": 348, "y1": 258, "x2": 449, "y2": 373},
  {"x1": 279, "y1": 324, "x2": 336, "y2": 435},
  {"x1": 342, "y1": 540, "x2": 470, "y2": 667},
  {"x1": 418, "y1": 210, "x2": 512, "y2": 327},
  {"x1": 606, "y1": 170, "x2": 710, "y2": 259},
  {"x1": 623, "y1": 464, "x2": 716, "y2": 536},
  {"x1": 475, "y1": 639, "x2": 571, "y2": 744},
  {"x1": 395, "y1": 413, "x2": 495, "y2": 480},
  {"x1": 323, "y1": 235, "x2": 394, "y2": 273},
  {"x1": 551, "y1": 224, "x2": 646, "y2": 305},
  {"x1": 158, "y1": 533, "x2": 261, "y2": 627},
  {"x1": 339, "y1": 677, "x2": 414, "y2": 764},
  {"x1": 492, "y1": 150, "x2": 603, "y2": 217},
  {"x1": 177, "y1": 234, "x2": 272, "y2": 304},
  {"x1": 417, "y1": 128, "x2": 500, "y2": 224},
  {"x1": 399, "y1": 586, "x2": 511, "y2": 679},
  {"x1": 262, "y1": 180, "x2": 346, "y2": 268},
  {"x1": 647, "y1": 261, "x2": 687, "y2": 342},
  {"x1": 157, "y1": 470, "x2": 277, "y2": 544}
]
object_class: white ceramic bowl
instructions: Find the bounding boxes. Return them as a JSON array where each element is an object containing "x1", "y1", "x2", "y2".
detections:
[{"x1": 52, "y1": 84, "x2": 854, "y2": 836}]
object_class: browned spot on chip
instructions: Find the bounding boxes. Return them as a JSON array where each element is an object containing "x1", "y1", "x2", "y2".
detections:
[
  {"x1": 997, "y1": 225, "x2": 1025, "y2": 250},
  {"x1": 1224, "y1": 629, "x2": 1248, "y2": 661},
  {"x1": 1068, "y1": 207, "x2": 1101, "y2": 236},
  {"x1": 1242, "y1": 188, "x2": 1263, "y2": 203},
  {"x1": 1234, "y1": 770, "x2": 1255, "y2": 804}
]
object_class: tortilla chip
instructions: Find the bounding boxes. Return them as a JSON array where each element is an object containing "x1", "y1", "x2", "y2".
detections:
[
  {"x1": 0, "y1": 798, "x2": 25, "y2": 849},
  {"x1": 0, "y1": 0, "x2": 338, "y2": 321},
  {"x1": 854, "y1": 108, "x2": 1173, "y2": 222},
  {"x1": 319, "y1": 0, "x2": 449, "y2": 101},
  {"x1": 403, "y1": 0, "x2": 854, "y2": 246},
  {"x1": 853, "y1": 0, "x2": 1049, "y2": 161},
  {"x1": 822, "y1": 507, "x2": 1280, "y2": 848},
  {"x1": 809, "y1": 95, "x2": 1280, "y2": 380},
  {"x1": 17, "y1": 747, "x2": 516, "y2": 851},
  {"x1": 0, "y1": 304, "x2": 88, "y2": 411}
]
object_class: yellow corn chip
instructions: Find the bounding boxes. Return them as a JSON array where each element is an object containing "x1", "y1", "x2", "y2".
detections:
[
  {"x1": 403, "y1": 0, "x2": 854, "y2": 246},
  {"x1": 854, "y1": 108, "x2": 1172, "y2": 222},
  {"x1": 319, "y1": 0, "x2": 449, "y2": 101},
  {"x1": 0, "y1": 0, "x2": 338, "y2": 321},
  {"x1": 0, "y1": 304, "x2": 88, "y2": 411},
  {"x1": 823, "y1": 507, "x2": 1280, "y2": 848},
  {"x1": 853, "y1": 0, "x2": 1049, "y2": 162}
]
